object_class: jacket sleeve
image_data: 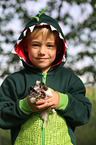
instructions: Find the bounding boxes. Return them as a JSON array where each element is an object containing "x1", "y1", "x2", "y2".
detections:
[
  {"x1": 0, "y1": 76, "x2": 30, "y2": 129},
  {"x1": 56, "y1": 70, "x2": 92, "y2": 127}
]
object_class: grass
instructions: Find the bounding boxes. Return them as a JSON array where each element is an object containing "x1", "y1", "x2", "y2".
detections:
[
  {"x1": 0, "y1": 129, "x2": 11, "y2": 145},
  {"x1": 75, "y1": 87, "x2": 96, "y2": 145},
  {"x1": 0, "y1": 87, "x2": 96, "y2": 145}
]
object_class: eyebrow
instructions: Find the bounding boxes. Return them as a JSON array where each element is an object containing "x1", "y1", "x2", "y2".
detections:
[
  {"x1": 31, "y1": 40, "x2": 55, "y2": 44},
  {"x1": 46, "y1": 42, "x2": 55, "y2": 45},
  {"x1": 31, "y1": 40, "x2": 39, "y2": 42},
  {"x1": 31, "y1": 40, "x2": 40, "y2": 44}
]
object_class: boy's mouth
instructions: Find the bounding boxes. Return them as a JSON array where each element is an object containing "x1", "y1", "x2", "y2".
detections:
[{"x1": 36, "y1": 58, "x2": 49, "y2": 61}]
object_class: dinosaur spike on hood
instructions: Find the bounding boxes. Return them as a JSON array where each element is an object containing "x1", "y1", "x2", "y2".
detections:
[{"x1": 14, "y1": 13, "x2": 68, "y2": 66}]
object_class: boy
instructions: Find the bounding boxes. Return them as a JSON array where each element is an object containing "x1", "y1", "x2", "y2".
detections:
[{"x1": 0, "y1": 12, "x2": 92, "y2": 145}]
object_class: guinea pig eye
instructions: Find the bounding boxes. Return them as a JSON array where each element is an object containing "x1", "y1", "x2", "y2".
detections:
[
  {"x1": 41, "y1": 91, "x2": 46, "y2": 98},
  {"x1": 43, "y1": 85, "x2": 48, "y2": 91}
]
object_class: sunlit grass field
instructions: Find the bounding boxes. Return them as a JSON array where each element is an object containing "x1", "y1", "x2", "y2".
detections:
[
  {"x1": 75, "y1": 87, "x2": 96, "y2": 145},
  {"x1": 0, "y1": 87, "x2": 96, "y2": 145}
]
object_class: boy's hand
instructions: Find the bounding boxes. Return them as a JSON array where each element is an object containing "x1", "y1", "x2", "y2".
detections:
[
  {"x1": 45, "y1": 90, "x2": 59, "y2": 108},
  {"x1": 28, "y1": 90, "x2": 59, "y2": 112},
  {"x1": 34, "y1": 90, "x2": 59, "y2": 109},
  {"x1": 27, "y1": 96, "x2": 49, "y2": 112}
]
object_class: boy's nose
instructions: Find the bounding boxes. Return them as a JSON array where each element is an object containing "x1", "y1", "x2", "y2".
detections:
[{"x1": 38, "y1": 45, "x2": 46, "y2": 55}]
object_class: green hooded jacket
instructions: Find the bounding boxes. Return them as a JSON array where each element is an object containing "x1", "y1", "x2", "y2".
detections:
[{"x1": 0, "y1": 13, "x2": 92, "y2": 145}]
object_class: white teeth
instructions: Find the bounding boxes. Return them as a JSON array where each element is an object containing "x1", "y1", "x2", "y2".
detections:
[
  {"x1": 65, "y1": 43, "x2": 68, "y2": 50},
  {"x1": 50, "y1": 25, "x2": 64, "y2": 39},
  {"x1": 39, "y1": 22, "x2": 48, "y2": 26},
  {"x1": 11, "y1": 49, "x2": 16, "y2": 54},
  {"x1": 23, "y1": 29, "x2": 27, "y2": 36},
  {"x1": 13, "y1": 23, "x2": 68, "y2": 62},
  {"x1": 50, "y1": 25, "x2": 56, "y2": 31},
  {"x1": 63, "y1": 55, "x2": 66, "y2": 62},
  {"x1": 59, "y1": 33, "x2": 64, "y2": 39},
  {"x1": 17, "y1": 40, "x2": 22, "y2": 44},
  {"x1": 29, "y1": 25, "x2": 35, "y2": 32}
]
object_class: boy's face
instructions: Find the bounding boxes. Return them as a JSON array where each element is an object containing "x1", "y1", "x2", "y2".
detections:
[{"x1": 27, "y1": 29, "x2": 57, "y2": 73}]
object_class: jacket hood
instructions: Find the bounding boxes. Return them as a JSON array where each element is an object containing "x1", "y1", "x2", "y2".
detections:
[{"x1": 14, "y1": 13, "x2": 68, "y2": 66}]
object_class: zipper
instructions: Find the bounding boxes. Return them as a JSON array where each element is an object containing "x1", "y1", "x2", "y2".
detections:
[
  {"x1": 42, "y1": 72, "x2": 47, "y2": 145},
  {"x1": 42, "y1": 72, "x2": 47, "y2": 84}
]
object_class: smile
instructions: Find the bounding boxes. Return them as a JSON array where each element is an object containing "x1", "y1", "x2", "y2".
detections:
[{"x1": 36, "y1": 58, "x2": 49, "y2": 61}]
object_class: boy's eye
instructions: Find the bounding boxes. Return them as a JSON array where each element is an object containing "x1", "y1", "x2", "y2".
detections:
[
  {"x1": 47, "y1": 45, "x2": 53, "y2": 47},
  {"x1": 32, "y1": 43, "x2": 39, "y2": 47},
  {"x1": 47, "y1": 44, "x2": 55, "y2": 48}
]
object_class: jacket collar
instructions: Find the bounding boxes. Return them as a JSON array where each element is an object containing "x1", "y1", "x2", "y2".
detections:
[{"x1": 22, "y1": 60, "x2": 64, "y2": 75}]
